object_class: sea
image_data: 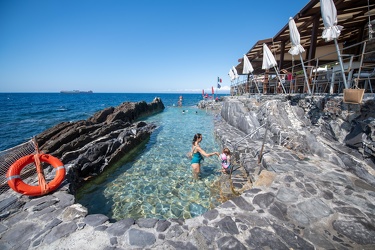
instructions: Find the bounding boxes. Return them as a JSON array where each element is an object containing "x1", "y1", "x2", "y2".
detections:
[{"x1": 0, "y1": 92, "x2": 227, "y2": 220}]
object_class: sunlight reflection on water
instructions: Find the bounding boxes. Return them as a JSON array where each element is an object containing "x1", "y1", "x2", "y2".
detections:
[{"x1": 77, "y1": 105, "x2": 223, "y2": 220}]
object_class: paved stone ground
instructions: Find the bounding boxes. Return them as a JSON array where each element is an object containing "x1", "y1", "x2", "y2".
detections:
[{"x1": 1, "y1": 97, "x2": 375, "y2": 249}]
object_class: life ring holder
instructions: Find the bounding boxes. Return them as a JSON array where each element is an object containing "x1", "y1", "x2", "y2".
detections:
[{"x1": 6, "y1": 154, "x2": 65, "y2": 196}]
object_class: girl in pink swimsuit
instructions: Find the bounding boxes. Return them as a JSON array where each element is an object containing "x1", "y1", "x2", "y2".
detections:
[{"x1": 220, "y1": 148, "x2": 231, "y2": 174}]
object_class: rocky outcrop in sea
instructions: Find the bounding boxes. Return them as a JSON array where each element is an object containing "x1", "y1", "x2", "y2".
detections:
[{"x1": 35, "y1": 97, "x2": 164, "y2": 192}]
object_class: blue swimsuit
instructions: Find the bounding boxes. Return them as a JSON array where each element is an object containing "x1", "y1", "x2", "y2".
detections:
[{"x1": 191, "y1": 150, "x2": 203, "y2": 164}]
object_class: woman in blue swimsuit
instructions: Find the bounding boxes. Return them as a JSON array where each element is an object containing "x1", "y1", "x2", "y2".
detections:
[{"x1": 191, "y1": 133, "x2": 219, "y2": 179}]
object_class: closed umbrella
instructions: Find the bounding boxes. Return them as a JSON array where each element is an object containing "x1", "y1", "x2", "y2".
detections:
[
  {"x1": 288, "y1": 17, "x2": 311, "y2": 94},
  {"x1": 262, "y1": 43, "x2": 286, "y2": 93},
  {"x1": 262, "y1": 43, "x2": 277, "y2": 69},
  {"x1": 232, "y1": 66, "x2": 241, "y2": 94},
  {"x1": 232, "y1": 66, "x2": 239, "y2": 79},
  {"x1": 228, "y1": 68, "x2": 235, "y2": 81},
  {"x1": 243, "y1": 54, "x2": 260, "y2": 93},
  {"x1": 320, "y1": 0, "x2": 348, "y2": 90},
  {"x1": 228, "y1": 68, "x2": 235, "y2": 95},
  {"x1": 243, "y1": 55, "x2": 254, "y2": 74}
]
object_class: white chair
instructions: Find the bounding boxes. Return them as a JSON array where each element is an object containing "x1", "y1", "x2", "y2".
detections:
[{"x1": 353, "y1": 68, "x2": 375, "y2": 93}]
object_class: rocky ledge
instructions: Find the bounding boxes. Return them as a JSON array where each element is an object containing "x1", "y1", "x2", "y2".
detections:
[
  {"x1": 0, "y1": 94, "x2": 375, "y2": 249},
  {"x1": 35, "y1": 97, "x2": 164, "y2": 192}
]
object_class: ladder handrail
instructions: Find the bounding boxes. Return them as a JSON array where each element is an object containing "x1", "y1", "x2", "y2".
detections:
[{"x1": 230, "y1": 123, "x2": 266, "y2": 151}]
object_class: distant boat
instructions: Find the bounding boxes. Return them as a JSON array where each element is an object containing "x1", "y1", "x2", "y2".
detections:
[{"x1": 60, "y1": 90, "x2": 93, "y2": 94}]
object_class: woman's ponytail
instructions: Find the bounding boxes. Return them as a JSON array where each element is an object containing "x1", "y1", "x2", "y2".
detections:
[{"x1": 192, "y1": 133, "x2": 202, "y2": 145}]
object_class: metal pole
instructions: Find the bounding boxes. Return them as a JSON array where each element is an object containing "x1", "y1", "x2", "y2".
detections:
[
  {"x1": 312, "y1": 58, "x2": 320, "y2": 95},
  {"x1": 355, "y1": 41, "x2": 367, "y2": 85},
  {"x1": 299, "y1": 54, "x2": 311, "y2": 94},
  {"x1": 334, "y1": 39, "x2": 348, "y2": 89},
  {"x1": 291, "y1": 56, "x2": 295, "y2": 94},
  {"x1": 274, "y1": 67, "x2": 287, "y2": 94},
  {"x1": 251, "y1": 73, "x2": 261, "y2": 93}
]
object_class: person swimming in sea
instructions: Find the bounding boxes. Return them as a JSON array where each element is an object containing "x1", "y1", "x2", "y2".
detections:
[
  {"x1": 178, "y1": 95, "x2": 183, "y2": 107},
  {"x1": 190, "y1": 133, "x2": 219, "y2": 179}
]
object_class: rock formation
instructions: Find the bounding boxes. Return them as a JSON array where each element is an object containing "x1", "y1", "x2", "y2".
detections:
[
  {"x1": 218, "y1": 94, "x2": 375, "y2": 186},
  {"x1": 35, "y1": 97, "x2": 164, "y2": 191}
]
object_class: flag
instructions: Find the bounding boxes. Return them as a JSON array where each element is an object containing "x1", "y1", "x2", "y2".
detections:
[
  {"x1": 217, "y1": 83, "x2": 221, "y2": 89},
  {"x1": 212, "y1": 86, "x2": 214, "y2": 94},
  {"x1": 202, "y1": 89, "x2": 204, "y2": 96},
  {"x1": 220, "y1": 78, "x2": 222, "y2": 83},
  {"x1": 217, "y1": 77, "x2": 220, "y2": 82}
]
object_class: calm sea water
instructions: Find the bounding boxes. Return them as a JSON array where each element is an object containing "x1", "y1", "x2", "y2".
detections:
[{"x1": 0, "y1": 92, "x2": 226, "y2": 220}]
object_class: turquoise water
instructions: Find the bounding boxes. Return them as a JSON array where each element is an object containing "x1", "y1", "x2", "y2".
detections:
[{"x1": 77, "y1": 106, "x2": 223, "y2": 220}]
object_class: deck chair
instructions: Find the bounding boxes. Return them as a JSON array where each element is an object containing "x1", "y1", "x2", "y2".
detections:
[{"x1": 312, "y1": 69, "x2": 332, "y2": 94}]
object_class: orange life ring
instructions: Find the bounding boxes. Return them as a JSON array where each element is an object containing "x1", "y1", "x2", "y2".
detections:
[{"x1": 6, "y1": 154, "x2": 65, "y2": 196}]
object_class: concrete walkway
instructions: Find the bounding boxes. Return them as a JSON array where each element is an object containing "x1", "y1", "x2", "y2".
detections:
[{"x1": 1, "y1": 97, "x2": 375, "y2": 249}]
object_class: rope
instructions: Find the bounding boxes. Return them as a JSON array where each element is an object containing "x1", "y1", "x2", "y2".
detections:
[{"x1": 33, "y1": 138, "x2": 49, "y2": 195}]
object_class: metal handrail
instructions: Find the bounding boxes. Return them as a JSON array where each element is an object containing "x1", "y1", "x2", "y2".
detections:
[
  {"x1": 231, "y1": 123, "x2": 266, "y2": 150},
  {"x1": 222, "y1": 123, "x2": 267, "y2": 195}
]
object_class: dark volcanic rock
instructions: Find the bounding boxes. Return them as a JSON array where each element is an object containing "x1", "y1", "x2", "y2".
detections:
[
  {"x1": 216, "y1": 216, "x2": 239, "y2": 235},
  {"x1": 35, "y1": 97, "x2": 164, "y2": 188}
]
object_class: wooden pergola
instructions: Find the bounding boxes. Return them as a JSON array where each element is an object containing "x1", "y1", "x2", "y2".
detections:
[{"x1": 236, "y1": 0, "x2": 375, "y2": 75}]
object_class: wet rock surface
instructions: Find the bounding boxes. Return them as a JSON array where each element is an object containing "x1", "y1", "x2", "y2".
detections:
[{"x1": 1, "y1": 95, "x2": 375, "y2": 249}]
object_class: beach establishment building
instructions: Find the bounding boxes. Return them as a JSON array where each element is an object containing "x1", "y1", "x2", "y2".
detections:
[{"x1": 231, "y1": 0, "x2": 375, "y2": 100}]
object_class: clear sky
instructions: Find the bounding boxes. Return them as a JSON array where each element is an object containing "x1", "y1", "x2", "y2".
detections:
[{"x1": 0, "y1": 0, "x2": 310, "y2": 93}]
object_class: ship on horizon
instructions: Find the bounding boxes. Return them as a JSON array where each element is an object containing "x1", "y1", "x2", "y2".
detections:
[{"x1": 60, "y1": 90, "x2": 93, "y2": 94}]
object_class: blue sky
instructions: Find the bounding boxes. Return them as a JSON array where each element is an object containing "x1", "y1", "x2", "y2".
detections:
[{"x1": 0, "y1": 0, "x2": 309, "y2": 93}]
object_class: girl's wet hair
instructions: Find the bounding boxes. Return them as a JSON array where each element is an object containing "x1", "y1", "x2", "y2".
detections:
[
  {"x1": 192, "y1": 133, "x2": 202, "y2": 144},
  {"x1": 223, "y1": 148, "x2": 231, "y2": 155}
]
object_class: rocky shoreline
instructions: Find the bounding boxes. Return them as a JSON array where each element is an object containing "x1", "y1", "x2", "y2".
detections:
[
  {"x1": 1, "y1": 95, "x2": 375, "y2": 249},
  {"x1": 36, "y1": 97, "x2": 165, "y2": 193}
]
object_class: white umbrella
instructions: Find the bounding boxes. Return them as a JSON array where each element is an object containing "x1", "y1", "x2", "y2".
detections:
[
  {"x1": 262, "y1": 43, "x2": 286, "y2": 93},
  {"x1": 262, "y1": 43, "x2": 277, "y2": 70},
  {"x1": 288, "y1": 17, "x2": 311, "y2": 94},
  {"x1": 320, "y1": 0, "x2": 348, "y2": 89},
  {"x1": 228, "y1": 68, "x2": 235, "y2": 81},
  {"x1": 243, "y1": 54, "x2": 260, "y2": 93},
  {"x1": 232, "y1": 66, "x2": 239, "y2": 79},
  {"x1": 243, "y1": 55, "x2": 254, "y2": 74},
  {"x1": 232, "y1": 66, "x2": 241, "y2": 94}
]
